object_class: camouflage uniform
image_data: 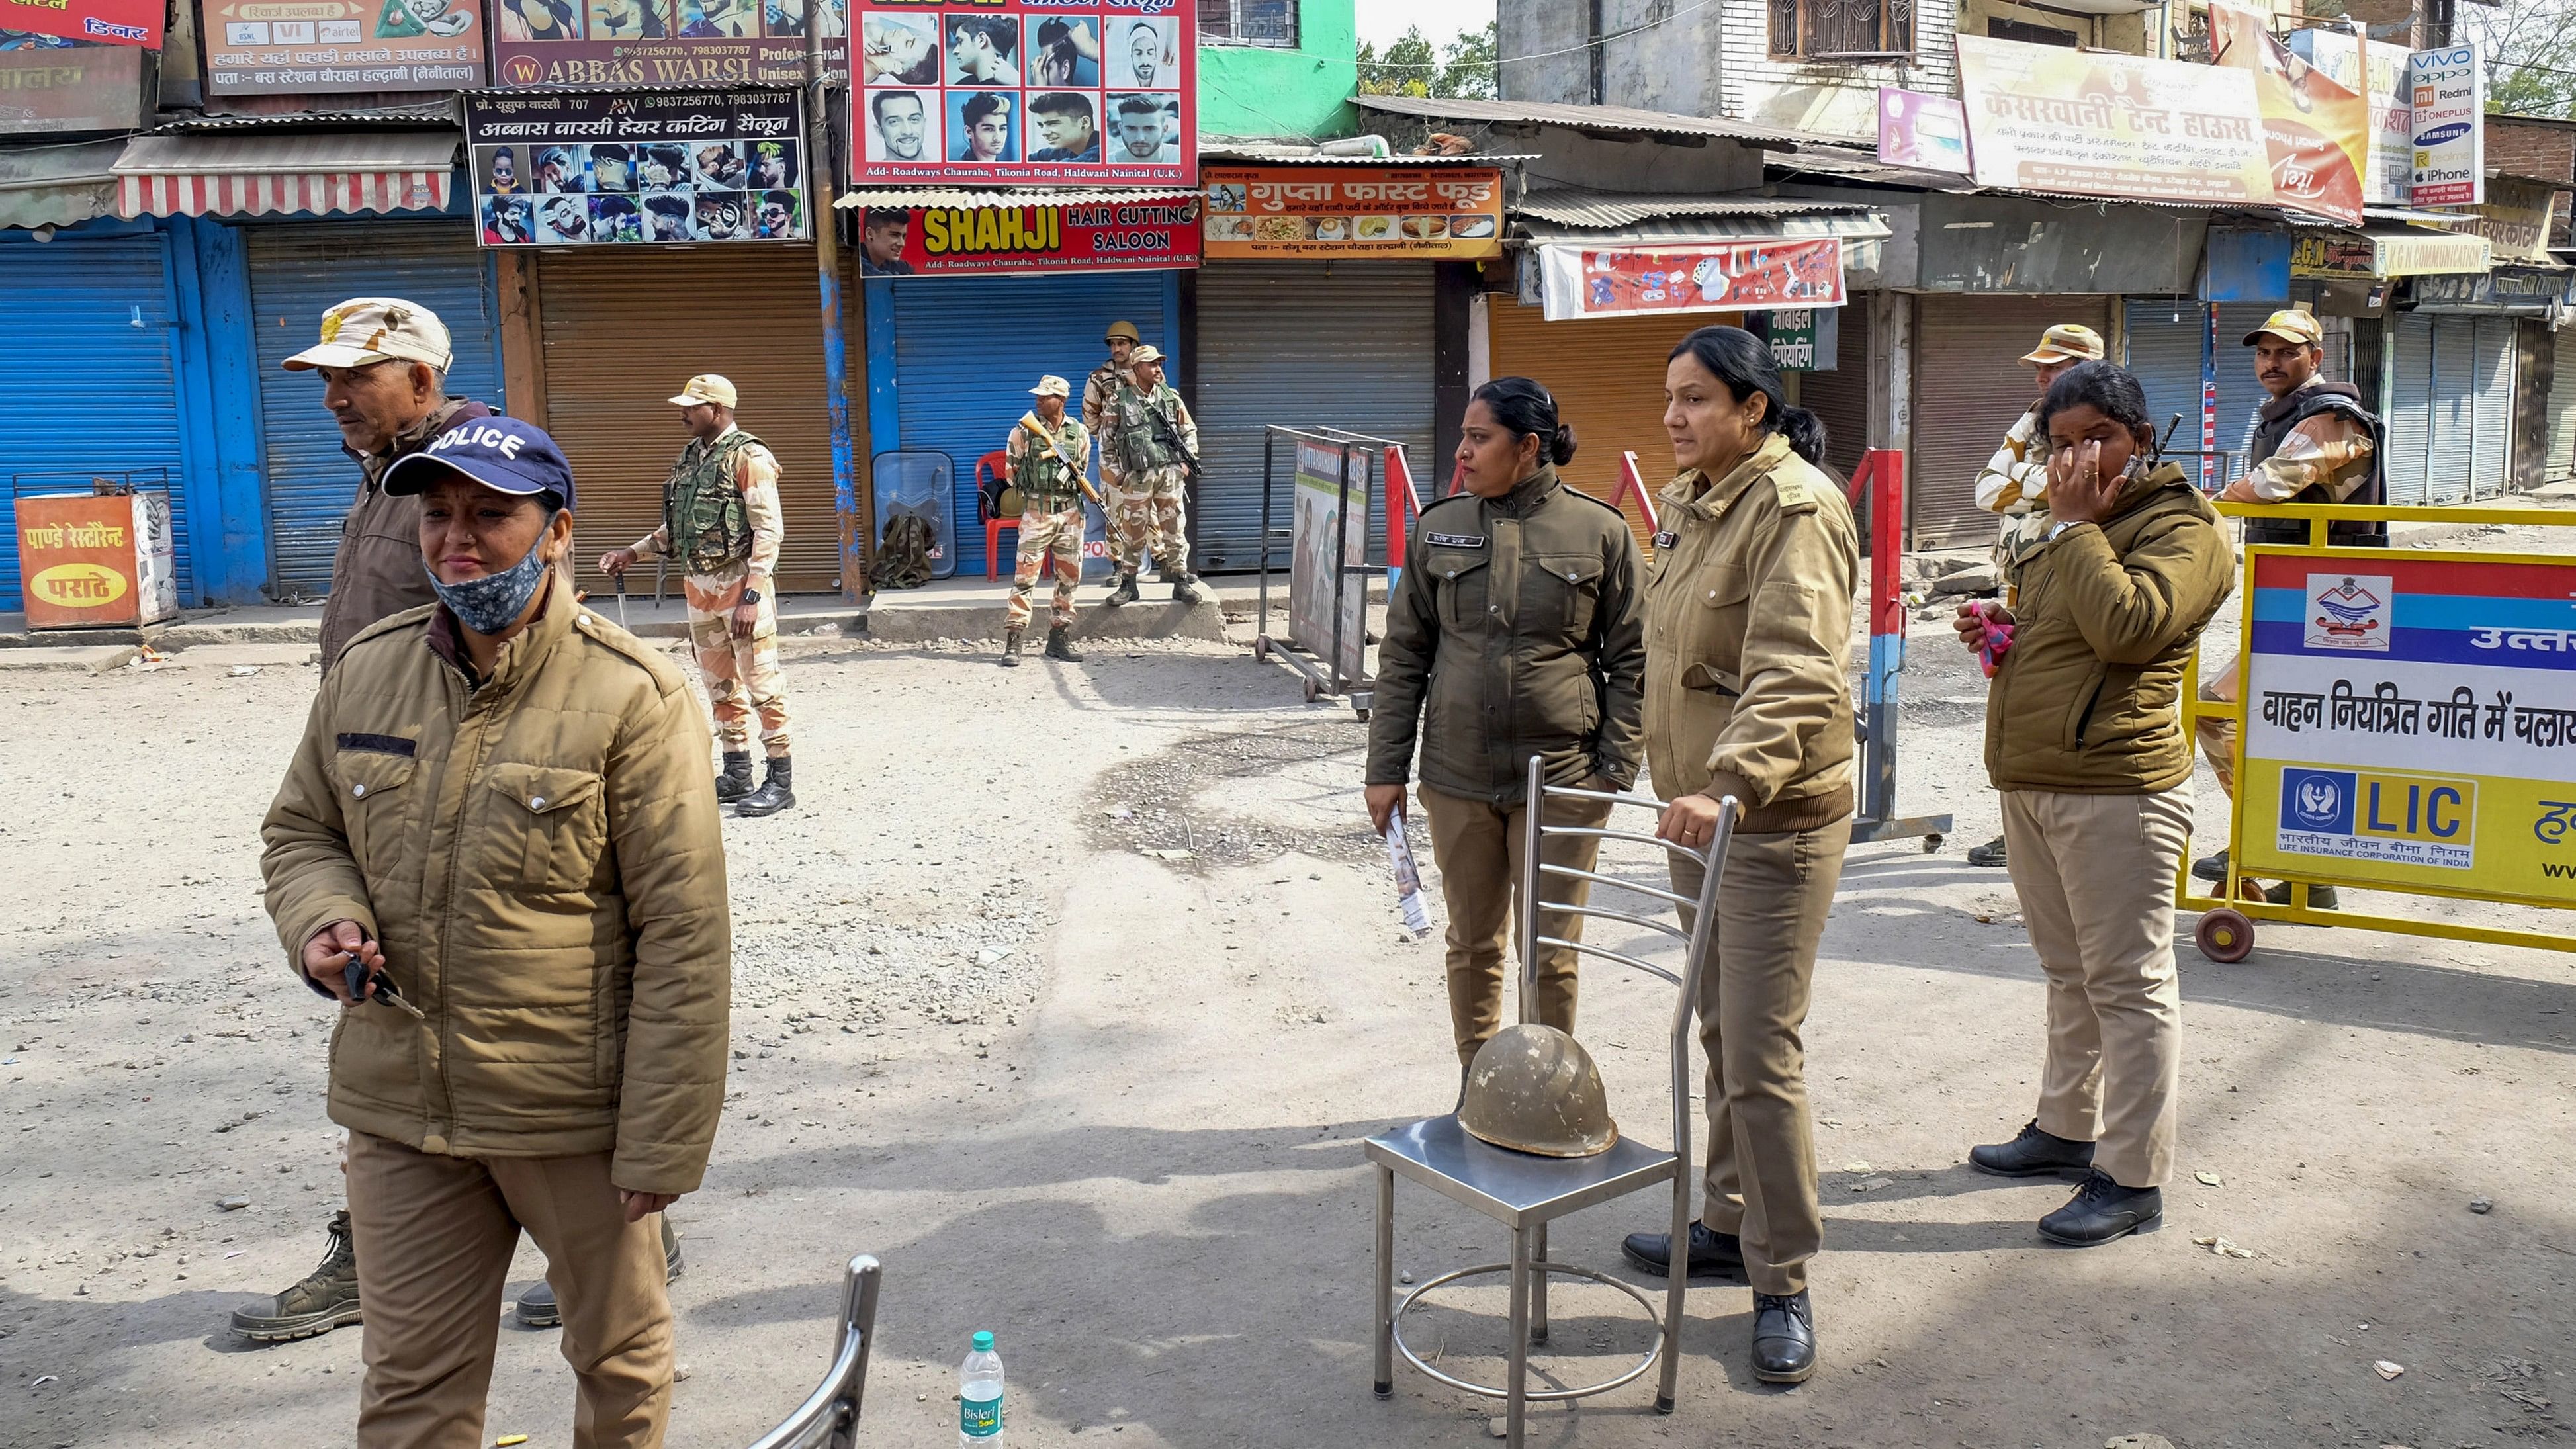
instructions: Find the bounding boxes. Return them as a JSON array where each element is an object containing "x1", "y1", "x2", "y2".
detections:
[
  {"x1": 1102, "y1": 378, "x2": 1198, "y2": 578},
  {"x1": 1006, "y1": 410, "x2": 1091, "y2": 631},
  {"x1": 631, "y1": 424, "x2": 791, "y2": 756},
  {"x1": 1082, "y1": 357, "x2": 1139, "y2": 572}
]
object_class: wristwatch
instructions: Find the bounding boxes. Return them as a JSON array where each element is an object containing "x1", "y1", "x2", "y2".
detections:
[{"x1": 740, "y1": 588, "x2": 762, "y2": 605}]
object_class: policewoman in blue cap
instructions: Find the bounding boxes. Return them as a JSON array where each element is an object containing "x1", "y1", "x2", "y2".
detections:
[{"x1": 260, "y1": 416, "x2": 731, "y2": 1448}]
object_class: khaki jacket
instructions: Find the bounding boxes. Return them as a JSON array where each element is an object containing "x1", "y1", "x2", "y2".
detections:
[
  {"x1": 319, "y1": 397, "x2": 494, "y2": 670},
  {"x1": 261, "y1": 575, "x2": 731, "y2": 1194},
  {"x1": 1368, "y1": 466, "x2": 1647, "y2": 803},
  {"x1": 1643, "y1": 434, "x2": 1859, "y2": 832},
  {"x1": 1984, "y1": 462, "x2": 2233, "y2": 795}
]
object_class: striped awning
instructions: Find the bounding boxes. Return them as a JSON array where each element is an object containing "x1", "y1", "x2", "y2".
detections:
[{"x1": 112, "y1": 131, "x2": 459, "y2": 220}]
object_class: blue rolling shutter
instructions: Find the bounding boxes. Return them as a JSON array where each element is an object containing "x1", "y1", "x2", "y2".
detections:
[
  {"x1": 2123, "y1": 298, "x2": 2203, "y2": 471},
  {"x1": 0, "y1": 232, "x2": 193, "y2": 609},
  {"x1": 2210, "y1": 302, "x2": 2276, "y2": 470},
  {"x1": 890, "y1": 271, "x2": 1169, "y2": 578},
  {"x1": 246, "y1": 222, "x2": 500, "y2": 596}
]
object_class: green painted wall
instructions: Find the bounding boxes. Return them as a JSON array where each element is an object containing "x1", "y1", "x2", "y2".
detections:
[{"x1": 1197, "y1": 0, "x2": 1358, "y2": 140}]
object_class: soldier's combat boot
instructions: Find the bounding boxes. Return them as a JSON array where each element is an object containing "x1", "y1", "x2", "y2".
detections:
[
  {"x1": 1045, "y1": 625, "x2": 1084, "y2": 662},
  {"x1": 518, "y1": 1217, "x2": 683, "y2": 1329},
  {"x1": 1001, "y1": 627, "x2": 1024, "y2": 668},
  {"x1": 230, "y1": 1209, "x2": 361, "y2": 1342},
  {"x1": 713, "y1": 750, "x2": 755, "y2": 801},
  {"x1": 1168, "y1": 573, "x2": 1204, "y2": 606},
  {"x1": 1105, "y1": 572, "x2": 1140, "y2": 607},
  {"x1": 734, "y1": 754, "x2": 795, "y2": 818}
]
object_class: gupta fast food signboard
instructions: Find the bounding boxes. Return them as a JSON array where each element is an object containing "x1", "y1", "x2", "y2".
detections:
[{"x1": 1200, "y1": 165, "x2": 1502, "y2": 258}]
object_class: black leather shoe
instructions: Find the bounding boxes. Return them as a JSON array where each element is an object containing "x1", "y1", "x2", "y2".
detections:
[
  {"x1": 1620, "y1": 1222, "x2": 1744, "y2": 1280},
  {"x1": 1750, "y1": 1290, "x2": 1816, "y2": 1384},
  {"x1": 713, "y1": 751, "x2": 755, "y2": 802},
  {"x1": 2191, "y1": 847, "x2": 2231, "y2": 883},
  {"x1": 1969, "y1": 1119, "x2": 2096, "y2": 1180},
  {"x1": 2264, "y1": 880, "x2": 2338, "y2": 909},
  {"x1": 2037, "y1": 1169, "x2": 2163, "y2": 1247},
  {"x1": 1966, "y1": 834, "x2": 2008, "y2": 867},
  {"x1": 518, "y1": 1218, "x2": 683, "y2": 1328}
]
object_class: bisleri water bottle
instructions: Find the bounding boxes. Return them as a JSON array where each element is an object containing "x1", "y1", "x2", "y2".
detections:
[{"x1": 959, "y1": 1330, "x2": 1004, "y2": 1446}]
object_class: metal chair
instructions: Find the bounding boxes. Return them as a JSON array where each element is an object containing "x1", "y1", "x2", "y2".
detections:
[
  {"x1": 744, "y1": 1255, "x2": 883, "y2": 1449},
  {"x1": 1367, "y1": 756, "x2": 1736, "y2": 1448}
]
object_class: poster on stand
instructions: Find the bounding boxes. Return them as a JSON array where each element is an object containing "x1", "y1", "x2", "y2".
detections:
[
  {"x1": 2209, "y1": 1, "x2": 2364, "y2": 224},
  {"x1": 2240, "y1": 548, "x2": 2576, "y2": 907},
  {"x1": 1199, "y1": 165, "x2": 1501, "y2": 257},
  {"x1": 2410, "y1": 44, "x2": 2484, "y2": 207},
  {"x1": 463, "y1": 87, "x2": 808, "y2": 245},
  {"x1": 203, "y1": 0, "x2": 485, "y2": 93},
  {"x1": 489, "y1": 0, "x2": 842, "y2": 87},
  {"x1": 0, "y1": 0, "x2": 159, "y2": 46},
  {"x1": 1537, "y1": 236, "x2": 1843, "y2": 323},
  {"x1": 0, "y1": 35, "x2": 147, "y2": 130},
  {"x1": 1289, "y1": 438, "x2": 1368, "y2": 687},
  {"x1": 1877, "y1": 87, "x2": 1970, "y2": 175},
  {"x1": 853, "y1": 197, "x2": 1196, "y2": 275},
  {"x1": 850, "y1": 0, "x2": 1193, "y2": 186},
  {"x1": 1956, "y1": 34, "x2": 2274, "y2": 206}
]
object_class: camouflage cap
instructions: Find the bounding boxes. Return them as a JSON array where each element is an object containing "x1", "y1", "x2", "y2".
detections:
[{"x1": 283, "y1": 297, "x2": 453, "y2": 373}]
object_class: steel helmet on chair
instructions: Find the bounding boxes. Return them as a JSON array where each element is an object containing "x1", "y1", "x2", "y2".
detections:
[{"x1": 1459, "y1": 1023, "x2": 1619, "y2": 1157}]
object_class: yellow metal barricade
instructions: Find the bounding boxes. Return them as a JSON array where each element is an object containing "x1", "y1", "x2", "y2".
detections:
[{"x1": 2180, "y1": 500, "x2": 2576, "y2": 961}]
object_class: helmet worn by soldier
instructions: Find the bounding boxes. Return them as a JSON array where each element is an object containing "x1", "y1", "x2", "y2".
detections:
[
  {"x1": 1459, "y1": 1023, "x2": 1618, "y2": 1157},
  {"x1": 1104, "y1": 320, "x2": 1141, "y2": 345}
]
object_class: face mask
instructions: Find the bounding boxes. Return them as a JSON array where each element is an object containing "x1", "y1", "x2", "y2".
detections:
[{"x1": 425, "y1": 512, "x2": 556, "y2": 636}]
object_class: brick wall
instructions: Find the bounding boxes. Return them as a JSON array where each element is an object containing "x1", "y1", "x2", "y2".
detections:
[{"x1": 2485, "y1": 118, "x2": 2575, "y2": 247}]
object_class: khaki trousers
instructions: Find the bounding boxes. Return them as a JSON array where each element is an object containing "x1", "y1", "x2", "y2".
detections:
[
  {"x1": 344, "y1": 1132, "x2": 674, "y2": 1449},
  {"x1": 1998, "y1": 787, "x2": 2188, "y2": 1190},
  {"x1": 1419, "y1": 784, "x2": 1615, "y2": 1069},
  {"x1": 1668, "y1": 816, "x2": 1849, "y2": 1297},
  {"x1": 2196, "y1": 659, "x2": 2241, "y2": 796}
]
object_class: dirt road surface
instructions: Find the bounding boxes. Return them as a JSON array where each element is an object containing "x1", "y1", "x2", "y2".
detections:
[{"x1": 3, "y1": 531, "x2": 2571, "y2": 1449}]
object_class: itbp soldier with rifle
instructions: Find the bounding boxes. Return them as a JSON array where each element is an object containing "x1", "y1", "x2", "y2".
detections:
[
  {"x1": 1096, "y1": 343, "x2": 1204, "y2": 607},
  {"x1": 998, "y1": 374, "x2": 1107, "y2": 666}
]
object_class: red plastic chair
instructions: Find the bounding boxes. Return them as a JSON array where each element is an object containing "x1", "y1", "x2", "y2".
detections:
[{"x1": 975, "y1": 450, "x2": 1016, "y2": 579}]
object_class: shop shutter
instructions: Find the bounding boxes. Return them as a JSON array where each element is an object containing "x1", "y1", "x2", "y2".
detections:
[
  {"x1": 246, "y1": 221, "x2": 500, "y2": 597},
  {"x1": 2513, "y1": 318, "x2": 2549, "y2": 493},
  {"x1": 0, "y1": 233, "x2": 193, "y2": 608},
  {"x1": 2427, "y1": 315, "x2": 2477, "y2": 505},
  {"x1": 1193, "y1": 261, "x2": 1434, "y2": 572},
  {"x1": 2123, "y1": 298, "x2": 2206, "y2": 476},
  {"x1": 1487, "y1": 298, "x2": 1742, "y2": 550},
  {"x1": 1797, "y1": 301, "x2": 1870, "y2": 484},
  {"x1": 889, "y1": 271, "x2": 1169, "y2": 578},
  {"x1": 1910, "y1": 294, "x2": 2111, "y2": 549},
  {"x1": 2468, "y1": 315, "x2": 2514, "y2": 499},
  {"x1": 2549, "y1": 329, "x2": 2576, "y2": 482},
  {"x1": 2384, "y1": 311, "x2": 2434, "y2": 505},
  {"x1": 539, "y1": 247, "x2": 844, "y2": 594},
  {"x1": 2209, "y1": 302, "x2": 2278, "y2": 471}
]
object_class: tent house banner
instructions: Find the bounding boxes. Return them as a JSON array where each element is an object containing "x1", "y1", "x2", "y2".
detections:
[
  {"x1": 463, "y1": 87, "x2": 809, "y2": 245},
  {"x1": 1955, "y1": 34, "x2": 2274, "y2": 207},
  {"x1": 1199, "y1": 165, "x2": 1501, "y2": 259},
  {"x1": 0, "y1": 0, "x2": 161, "y2": 46},
  {"x1": 204, "y1": 0, "x2": 486, "y2": 93},
  {"x1": 488, "y1": 0, "x2": 843, "y2": 87},
  {"x1": 2209, "y1": 1, "x2": 2366, "y2": 224},
  {"x1": 1538, "y1": 237, "x2": 1844, "y2": 323}
]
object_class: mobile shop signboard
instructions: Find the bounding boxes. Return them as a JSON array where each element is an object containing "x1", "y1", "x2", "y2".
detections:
[
  {"x1": 854, "y1": 198, "x2": 1194, "y2": 275},
  {"x1": 0, "y1": 0, "x2": 160, "y2": 46},
  {"x1": 1290, "y1": 437, "x2": 1366, "y2": 687},
  {"x1": 1955, "y1": 34, "x2": 2274, "y2": 207},
  {"x1": 851, "y1": 0, "x2": 1193, "y2": 187},
  {"x1": 463, "y1": 88, "x2": 809, "y2": 245},
  {"x1": 1200, "y1": 165, "x2": 1501, "y2": 258},
  {"x1": 2240, "y1": 549, "x2": 2576, "y2": 907},
  {"x1": 1537, "y1": 236, "x2": 1843, "y2": 323},
  {"x1": 205, "y1": 0, "x2": 485, "y2": 94},
  {"x1": 2409, "y1": 44, "x2": 2483, "y2": 208},
  {"x1": 0, "y1": 35, "x2": 149, "y2": 131},
  {"x1": 490, "y1": 0, "x2": 842, "y2": 87}
]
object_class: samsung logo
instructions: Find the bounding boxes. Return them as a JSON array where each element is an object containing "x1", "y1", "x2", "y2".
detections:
[{"x1": 2417, "y1": 122, "x2": 2471, "y2": 146}]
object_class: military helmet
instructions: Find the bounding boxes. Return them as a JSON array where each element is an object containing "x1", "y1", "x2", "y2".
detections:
[
  {"x1": 1104, "y1": 320, "x2": 1141, "y2": 345},
  {"x1": 1459, "y1": 1024, "x2": 1617, "y2": 1158}
]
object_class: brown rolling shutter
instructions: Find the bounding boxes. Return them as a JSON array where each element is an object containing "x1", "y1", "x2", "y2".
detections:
[
  {"x1": 1486, "y1": 297, "x2": 1744, "y2": 548},
  {"x1": 1909, "y1": 294, "x2": 2111, "y2": 549},
  {"x1": 537, "y1": 247, "x2": 846, "y2": 594},
  {"x1": 1796, "y1": 302, "x2": 1870, "y2": 483}
]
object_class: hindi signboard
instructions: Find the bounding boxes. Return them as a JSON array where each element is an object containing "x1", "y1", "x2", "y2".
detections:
[
  {"x1": 1956, "y1": 34, "x2": 2274, "y2": 207},
  {"x1": 489, "y1": 0, "x2": 842, "y2": 87},
  {"x1": 204, "y1": 0, "x2": 485, "y2": 94},
  {"x1": 1877, "y1": 86, "x2": 1970, "y2": 175},
  {"x1": 2410, "y1": 44, "x2": 2483, "y2": 207},
  {"x1": 0, "y1": 0, "x2": 158, "y2": 46},
  {"x1": 463, "y1": 87, "x2": 809, "y2": 245},
  {"x1": 853, "y1": 197, "x2": 1196, "y2": 275},
  {"x1": 2242, "y1": 549, "x2": 2576, "y2": 908},
  {"x1": 1200, "y1": 165, "x2": 1501, "y2": 259},
  {"x1": 0, "y1": 36, "x2": 146, "y2": 132},
  {"x1": 1290, "y1": 438, "x2": 1366, "y2": 687},
  {"x1": 1537, "y1": 236, "x2": 1843, "y2": 324},
  {"x1": 2209, "y1": 1, "x2": 2365, "y2": 224},
  {"x1": 2451, "y1": 175, "x2": 2555, "y2": 264},
  {"x1": 850, "y1": 0, "x2": 1193, "y2": 187},
  {"x1": 2287, "y1": 28, "x2": 2413, "y2": 207}
]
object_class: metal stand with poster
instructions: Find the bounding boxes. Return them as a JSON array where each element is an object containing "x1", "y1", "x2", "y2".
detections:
[
  {"x1": 1251, "y1": 426, "x2": 1392, "y2": 717},
  {"x1": 2184, "y1": 502, "x2": 2576, "y2": 963}
]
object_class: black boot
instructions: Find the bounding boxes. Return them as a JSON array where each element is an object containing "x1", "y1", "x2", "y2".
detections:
[
  {"x1": 713, "y1": 751, "x2": 755, "y2": 802},
  {"x1": 1966, "y1": 834, "x2": 2008, "y2": 867},
  {"x1": 229, "y1": 1210, "x2": 361, "y2": 1342},
  {"x1": 1168, "y1": 572, "x2": 1204, "y2": 606},
  {"x1": 1750, "y1": 1290, "x2": 1817, "y2": 1383},
  {"x1": 1045, "y1": 625, "x2": 1084, "y2": 662},
  {"x1": 1969, "y1": 1119, "x2": 2096, "y2": 1179},
  {"x1": 733, "y1": 755, "x2": 795, "y2": 817},
  {"x1": 2038, "y1": 1168, "x2": 2163, "y2": 1246},
  {"x1": 1105, "y1": 572, "x2": 1140, "y2": 607},
  {"x1": 519, "y1": 1217, "x2": 683, "y2": 1329},
  {"x1": 1619, "y1": 1221, "x2": 1745, "y2": 1280},
  {"x1": 1000, "y1": 627, "x2": 1024, "y2": 668}
]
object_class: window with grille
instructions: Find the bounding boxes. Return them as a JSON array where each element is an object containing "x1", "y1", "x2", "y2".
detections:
[
  {"x1": 1769, "y1": 0, "x2": 1912, "y2": 59},
  {"x1": 1200, "y1": 0, "x2": 1297, "y2": 47}
]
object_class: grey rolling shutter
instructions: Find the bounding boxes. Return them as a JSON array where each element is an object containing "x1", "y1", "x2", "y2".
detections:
[
  {"x1": 2385, "y1": 311, "x2": 2433, "y2": 505},
  {"x1": 1798, "y1": 301, "x2": 1870, "y2": 483},
  {"x1": 1909, "y1": 294, "x2": 2111, "y2": 549},
  {"x1": 2550, "y1": 329, "x2": 2576, "y2": 482},
  {"x1": 1193, "y1": 261, "x2": 1435, "y2": 572},
  {"x1": 2428, "y1": 315, "x2": 2476, "y2": 505},
  {"x1": 2469, "y1": 315, "x2": 2514, "y2": 499},
  {"x1": 247, "y1": 222, "x2": 502, "y2": 596},
  {"x1": 0, "y1": 232, "x2": 193, "y2": 607}
]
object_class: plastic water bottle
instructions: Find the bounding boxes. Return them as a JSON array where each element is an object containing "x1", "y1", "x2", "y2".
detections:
[{"x1": 958, "y1": 1330, "x2": 1004, "y2": 1446}]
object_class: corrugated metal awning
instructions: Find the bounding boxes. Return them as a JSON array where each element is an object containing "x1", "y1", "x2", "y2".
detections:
[
  {"x1": 1516, "y1": 211, "x2": 1892, "y2": 247},
  {"x1": 0, "y1": 137, "x2": 124, "y2": 230},
  {"x1": 1517, "y1": 187, "x2": 1874, "y2": 229},
  {"x1": 1353, "y1": 93, "x2": 1815, "y2": 149},
  {"x1": 1199, "y1": 144, "x2": 1535, "y2": 165},
  {"x1": 112, "y1": 131, "x2": 457, "y2": 220},
  {"x1": 834, "y1": 185, "x2": 1200, "y2": 210}
]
